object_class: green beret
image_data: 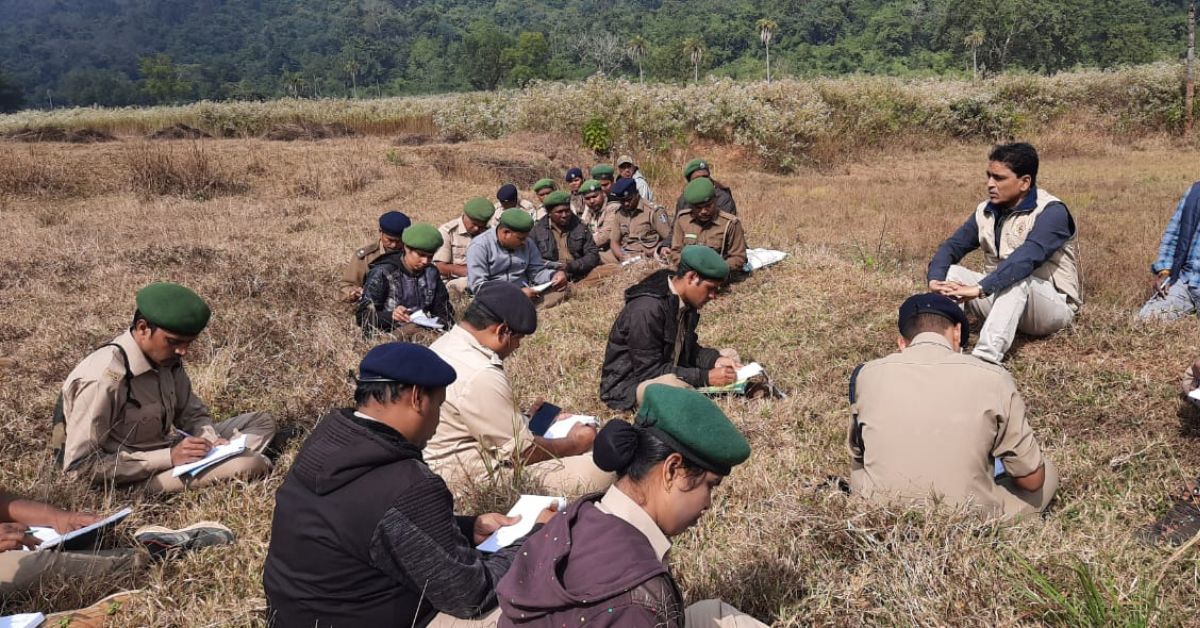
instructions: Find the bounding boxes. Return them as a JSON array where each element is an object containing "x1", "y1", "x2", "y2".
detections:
[
  {"x1": 499, "y1": 208, "x2": 534, "y2": 232},
  {"x1": 402, "y1": 223, "x2": 444, "y2": 252},
  {"x1": 533, "y1": 178, "x2": 556, "y2": 193},
  {"x1": 542, "y1": 190, "x2": 571, "y2": 208},
  {"x1": 464, "y1": 196, "x2": 497, "y2": 222},
  {"x1": 590, "y1": 164, "x2": 615, "y2": 179},
  {"x1": 637, "y1": 385, "x2": 750, "y2": 476},
  {"x1": 683, "y1": 177, "x2": 716, "y2": 205},
  {"x1": 579, "y1": 179, "x2": 604, "y2": 195},
  {"x1": 136, "y1": 283, "x2": 211, "y2": 336},
  {"x1": 683, "y1": 158, "x2": 710, "y2": 180},
  {"x1": 679, "y1": 245, "x2": 729, "y2": 281}
]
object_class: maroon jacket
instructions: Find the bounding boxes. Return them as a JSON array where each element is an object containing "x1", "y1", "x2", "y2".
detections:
[{"x1": 496, "y1": 493, "x2": 684, "y2": 627}]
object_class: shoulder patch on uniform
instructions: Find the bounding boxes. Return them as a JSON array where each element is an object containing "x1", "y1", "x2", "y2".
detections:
[
  {"x1": 103, "y1": 368, "x2": 123, "y2": 382},
  {"x1": 356, "y1": 248, "x2": 369, "y2": 259}
]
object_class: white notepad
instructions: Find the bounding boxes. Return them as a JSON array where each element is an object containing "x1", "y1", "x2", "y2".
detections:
[
  {"x1": 543, "y1": 415, "x2": 599, "y2": 440},
  {"x1": 529, "y1": 281, "x2": 553, "y2": 293},
  {"x1": 408, "y1": 309, "x2": 444, "y2": 330},
  {"x1": 476, "y1": 495, "x2": 563, "y2": 553},
  {"x1": 28, "y1": 507, "x2": 132, "y2": 551},
  {"x1": 172, "y1": 435, "x2": 247, "y2": 477},
  {"x1": 620, "y1": 255, "x2": 643, "y2": 267},
  {"x1": 0, "y1": 613, "x2": 45, "y2": 628}
]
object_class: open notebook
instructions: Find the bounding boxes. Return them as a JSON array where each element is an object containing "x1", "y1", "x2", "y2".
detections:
[
  {"x1": 172, "y1": 435, "x2": 247, "y2": 478},
  {"x1": 696, "y1": 362, "x2": 766, "y2": 395},
  {"x1": 26, "y1": 507, "x2": 132, "y2": 552}
]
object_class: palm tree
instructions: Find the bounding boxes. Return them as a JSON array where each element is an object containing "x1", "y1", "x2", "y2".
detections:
[
  {"x1": 964, "y1": 30, "x2": 985, "y2": 81},
  {"x1": 683, "y1": 38, "x2": 705, "y2": 83},
  {"x1": 627, "y1": 36, "x2": 649, "y2": 84},
  {"x1": 757, "y1": 19, "x2": 778, "y2": 84}
]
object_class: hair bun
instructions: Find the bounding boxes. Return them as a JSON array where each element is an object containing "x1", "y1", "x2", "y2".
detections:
[{"x1": 593, "y1": 421, "x2": 639, "y2": 472}]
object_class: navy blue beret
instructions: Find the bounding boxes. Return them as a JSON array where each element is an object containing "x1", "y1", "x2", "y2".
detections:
[
  {"x1": 378, "y1": 211, "x2": 411, "y2": 237},
  {"x1": 497, "y1": 183, "x2": 519, "y2": 203},
  {"x1": 474, "y1": 281, "x2": 537, "y2": 335},
  {"x1": 358, "y1": 342, "x2": 457, "y2": 388},
  {"x1": 898, "y1": 293, "x2": 970, "y2": 348},
  {"x1": 610, "y1": 177, "x2": 638, "y2": 199},
  {"x1": 565, "y1": 168, "x2": 583, "y2": 182}
]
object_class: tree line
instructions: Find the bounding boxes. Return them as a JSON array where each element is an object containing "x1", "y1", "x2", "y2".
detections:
[{"x1": 0, "y1": 0, "x2": 1193, "y2": 112}]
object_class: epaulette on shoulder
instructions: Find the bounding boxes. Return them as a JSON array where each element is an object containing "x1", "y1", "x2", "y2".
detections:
[{"x1": 355, "y1": 242, "x2": 380, "y2": 260}]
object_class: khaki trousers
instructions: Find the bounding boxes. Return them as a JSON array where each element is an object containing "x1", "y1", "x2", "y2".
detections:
[
  {"x1": 446, "y1": 277, "x2": 470, "y2": 297},
  {"x1": 144, "y1": 412, "x2": 277, "y2": 493},
  {"x1": 636, "y1": 374, "x2": 694, "y2": 406},
  {"x1": 946, "y1": 265, "x2": 1074, "y2": 364},
  {"x1": 572, "y1": 263, "x2": 621, "y2": 289},
  {"x1": 435, "y1": 452, "x2": 613, "y2": 498},
  {"x1": 427, "y1": 608, "x2": 501, "y2": 626},
  {"x1": 995, "y1": 457, "x2": 1059, "y2": 519},
  {"x1": 535, "y1": 285, "x2": 570, "y2": 310},
  {"x1": 685, "y1": 600, "x2": 770, "y2": 627},
  {"x1": 0, "y1": 548, "x2": 143, "y2": 596}
]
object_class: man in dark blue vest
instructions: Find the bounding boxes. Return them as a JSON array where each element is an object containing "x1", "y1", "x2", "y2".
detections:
[{"x1": 1139, "y1": 182, "x2": 1200, "y2": 320}]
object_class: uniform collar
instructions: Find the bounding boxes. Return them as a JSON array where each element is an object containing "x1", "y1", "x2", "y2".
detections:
[
  {"x1": 114, "y1": 330, "x2": 157, "y2": 376},
  {"x1": 905, "y1": 331, "x2": 954, "y2": 351},
  {"x1": 666, "y1": 275, "x2": 687, "y2": 311},
  {"x1": 449, "y1": 324, "x2": 505, "y2": 368},
  {"x1": 596, "y1": 485, "x2": 672, "y2": 562},
  {"x1": 985, "y1": 186, "x2": 1039, "y2": 216}
]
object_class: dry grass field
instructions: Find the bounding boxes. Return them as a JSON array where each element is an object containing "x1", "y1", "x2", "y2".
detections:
[{"x1": 2, "y1": 129, "x2": 1200, "y2": 626}]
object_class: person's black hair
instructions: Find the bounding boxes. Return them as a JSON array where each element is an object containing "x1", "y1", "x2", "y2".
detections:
[
  {"x1": 129, "y1": 309, "x2": 159, "y2": 333},
  {"x1": 988, "y1": 142, "x2": 1039, "y2": 185},
  {"x1": 673, "y1": 263, "x2": 696, "y2": 279},
  {"x1": 594, "y1": 422, "x2": 707, "y2": 482},
  {"x1": 462, "y1": 299, "x2": 503, "y2": 330},
  {"x1": 900, "y1": 312, "x2": 955, "y2": 341},
  {"x1": 354, "y1": 380, "x2": 416, "y2": 407}
]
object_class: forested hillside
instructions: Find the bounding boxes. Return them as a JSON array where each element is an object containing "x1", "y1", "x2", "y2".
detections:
[{"x1": 0, "y1": 0, "x2": 1192, "y2": 111}]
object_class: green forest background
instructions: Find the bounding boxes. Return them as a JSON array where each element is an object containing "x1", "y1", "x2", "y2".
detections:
[{"x1": 0, "y1": 0, "x2": 1194, "y2": 112}]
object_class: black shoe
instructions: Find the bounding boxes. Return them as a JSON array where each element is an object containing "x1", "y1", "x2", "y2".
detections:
[
  {"x1": 1138, "y1": 481, "x2": 1200, "y2": 546},
  {"x1": 134, "y1": 521, "x2": 235, "y2": 558},
  {"x1": 264, "y1": 426, "x2": 302, "y2": 462}
]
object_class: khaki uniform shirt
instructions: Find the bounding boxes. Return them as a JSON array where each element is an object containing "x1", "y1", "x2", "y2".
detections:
[
  {"x1": 585, "y1": 201, "x2": 621, "y2": 248},
  {"x1": 338, "y1": 240, "x2": 384, "y2": 301},
  {"x1": 669, "y1": 209, "x2": 748, "y2": 272},
  {"x1": 551, "y1": 223, "x2": 574, "y2": 263},
  {"x1": 848, "y1": 332, "x2": 1044, "y2": 516},
  {"x1": 435, "y1": 217, "x2": 477, "y2": 272},
  {"x1": 594, "y1": 485, "x2": 671, "y2": 562},
  {"x1": 425, "y1": 325, "x2": 534, "y2": 479},
  {"x1": 609, "y1": 200, "x2": 672, "y2": 258},
  {"x1": 494, "y1": 199, "x2": 545, "y2": 221},
  {"x1": 570, "y1": 192, "x2": 586, "y2": 218},
  {"x1": 60, "y1": 331, "x2": 220, "y2": 483}
]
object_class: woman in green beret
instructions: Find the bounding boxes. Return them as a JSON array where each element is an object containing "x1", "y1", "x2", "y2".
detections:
[{"x1": 495, "y1": 385, "x2": 767, "y2": 628}]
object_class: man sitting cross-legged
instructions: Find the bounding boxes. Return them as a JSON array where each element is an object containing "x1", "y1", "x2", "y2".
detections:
[
  {"x1": 599, "y1": 246, "x2": 743, "y2": 411},
  {"x1": 263, "y1": 342, "x2": 557, "y2": 627},
  {"x1": 467, "y1": 209, "x2": 570, "y2": 310},
  {"x1": 530, "y1": 190, "x2": 619, "y2": 288},
  {"x1": 426, "y1": 281, "x2": 613, "y2": 495}
]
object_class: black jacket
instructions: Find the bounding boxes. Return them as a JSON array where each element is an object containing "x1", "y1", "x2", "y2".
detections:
[
  {"x1": 530, "y1": 213, "x2": 601, "y2": 280},
  {"x1": 673, "y1": 180, "x2": 737, "y2": 216},
  {"x1": 356, "y1": 251, "x2": 453, "y2": 335},
  {"x1": 599, "y1": 270, "x2": 720, "y2": 410},
  {"x1": 263, "y1": 409, "x2": 527, "y2": 628}
]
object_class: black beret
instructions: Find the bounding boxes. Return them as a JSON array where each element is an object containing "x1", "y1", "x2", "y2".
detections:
[
  {"x1": 898, "y1": 293, "x2": 970, "y2": 349},
  {"x1": 358, "y1": 342, "x2": 457, "y2": 388},
  {"x1": 378, "y1": 211, "x2": 411, "y2": 237},
  {"x1": 610, "y1": 177, "x2": 638, "y2": 199},
  {"x1": 497, "y1": 183, "x2": 519, "y2": 203},
  {"x1": 565, "y1": 167, "x2": 584, "y2": 182},
  {"x1": 474, "y1": 281, "x2": 537, "y2": 335}
]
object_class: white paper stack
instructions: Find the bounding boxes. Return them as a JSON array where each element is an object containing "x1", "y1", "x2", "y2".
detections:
[
  {"x1": 543, "y1": 415, "x2": 599, "y2": 440},
  {"x1": 477, "y1": 495, "x2": 564, "y2": 553},
  {"x1": 172, "y1": 435, "x2": 247, "y2": 478}
]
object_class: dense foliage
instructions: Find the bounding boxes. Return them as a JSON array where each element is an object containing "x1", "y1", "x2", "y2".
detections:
[{"x1": 0, "y1": 0, "x2": 1193, "y2": 109}]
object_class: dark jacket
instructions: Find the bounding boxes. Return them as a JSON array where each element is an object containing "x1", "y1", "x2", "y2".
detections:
[
  {"x1": 497, "y1": 493, "x2": 684, "y2": 628},
  {"x1": 263, "y1": 409, "x2": 527, "y2": 628},
  {"x1": 599, "y1": 270, "x2": 720, "y2": 410},
  {"x1": 674, "y1": 179, "x2": 737, "y2": 217},
  {"x1": 530, "y1": 213, "x2": 601, "y2": 280},
  {"x1": 356, "y1": 251, "x2": 453, "y2": 335}
]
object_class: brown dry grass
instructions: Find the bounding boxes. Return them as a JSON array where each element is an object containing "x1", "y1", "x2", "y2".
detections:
[{"x1": 1, "y1": 132, "x2": 1199, "y2": 626}]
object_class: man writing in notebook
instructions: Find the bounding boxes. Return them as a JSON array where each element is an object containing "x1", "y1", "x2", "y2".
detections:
[
  {"x1": 263, "y1": 342, "x2": 556, "y2": 627},
  {"x1": 57, "y1": 282, "x2": 278, "y2": 493},
  {"x1": 599, "y1": 246, "x2": 743, "y2": 411}
]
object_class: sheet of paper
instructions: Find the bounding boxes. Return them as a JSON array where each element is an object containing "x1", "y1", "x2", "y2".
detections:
[
  {"x1": 530, "y1": 281, "x2": 553, "y2": 293},
  {"x1": 743, "y1": 248, "x2": 787, "y2": 272},
  {"x1": 172, "y1": 435, "x2": 247, "y2": 477},
  {"x1": 0, "y1": 613, "x2": 45, "y2": 628},
  {"x1": 542, "y1": 415, "x2": 599, "y2": 440},
  {"x1": 736, "y1": 362, "x2": 764, "y2": 381},
  {"x1": 1188, "y1": 388, "x2": 1200, "y2": 403},
  {"x1": 477, "y1": 495, "x2": 563, "y2": 553},
  {"x1": 620, "y1": 255, "x2": 643, "y2": 267},
  {"x1": 408, "y1": 309, "x2": 444, "y2": 330},
  {"x1": 28, "y1": 507, "x2": 133, "y2": 551}
]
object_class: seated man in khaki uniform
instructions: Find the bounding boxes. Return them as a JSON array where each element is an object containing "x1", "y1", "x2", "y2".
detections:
[
  {"x1": 59, "y1": 283, "x2": 278, "y2": 493},
  {"x1": 848, "y1": 293, "x2": 1058, "y2": 519},
  {"x1": 435, "y1": 197, "x2": 496, "y2": 297},
  {"x1": 580, "y1": 178, "x2": 619, "y2": 247},
  {"x1": 674, "y1": 158, "x2": 737, "y2": 216},
  {"x1": 337, "y1": 211, "x2": 409, "y2": 302},
  {"x1": 564, "y1": 167, "x2": 586, "y2": 216},
  {"x1": 426, "y1": 282, "x2": 612, "y2": 495},
  {"x1": 599, "y1": 246, "x2": 742, "y2": 411},
  {"x1": 494, "y1": 183, "x2": 543, "y2": 220},
  {"x1": 668, "y1": 178, "x2": 748, "y2": 276},
  {"x1": 601, "y1": 177, "x2": 672, "y2": 266}
]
